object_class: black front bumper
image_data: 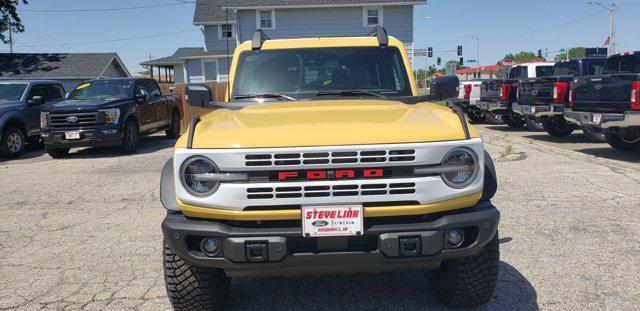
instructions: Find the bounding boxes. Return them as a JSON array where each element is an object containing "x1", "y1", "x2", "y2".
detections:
[
  {"x1": 162, "y1": 202, "x2": 500, "y2": 277},
  {"x1": 41, "y1": 126, "x2": 123, "y2": 148}
]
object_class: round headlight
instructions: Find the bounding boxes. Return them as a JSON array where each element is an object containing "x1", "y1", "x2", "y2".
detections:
[
  {"x1": 180, "y1": 156, "x2": 220, "y2": 197},
  {"x1": 441, "y1": 147, "x2": 479, "y2": 189}
]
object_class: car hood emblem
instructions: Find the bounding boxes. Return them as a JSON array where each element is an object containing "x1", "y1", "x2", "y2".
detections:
[
  {"x1": 66, "y1": 116, "x2": 79, "y2": 123},
  {"x1": 530, "y1": 90, "x2": 539, "y2": 96}
]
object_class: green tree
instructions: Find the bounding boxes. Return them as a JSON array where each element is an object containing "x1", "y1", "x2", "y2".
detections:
[
  {"x1": 503, "y1": 51, "x2": 539, "y2": 62},
  {"x1": 1, "y1": 1, "x2": 28, "y2": 44},
  {"x1": 555, "y1": 47, "x2": 586, "y2": 61}
]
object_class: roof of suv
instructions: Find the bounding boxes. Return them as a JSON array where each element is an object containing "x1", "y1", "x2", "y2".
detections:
[{"x1": 237, "y1": 36, "x2": 406, "y2": 51}]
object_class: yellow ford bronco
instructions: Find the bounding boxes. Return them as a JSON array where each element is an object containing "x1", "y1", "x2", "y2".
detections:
[{"x1": 160, "y1": 27, "x2": 500, "y2": 310}]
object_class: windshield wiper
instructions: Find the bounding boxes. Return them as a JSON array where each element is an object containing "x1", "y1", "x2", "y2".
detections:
[
  {"x1": 234, "y1": 93, "x2": 299, "y2": 101},
  {"x1": 315, "y1": 90, "x2": 387, "y2": 98}
]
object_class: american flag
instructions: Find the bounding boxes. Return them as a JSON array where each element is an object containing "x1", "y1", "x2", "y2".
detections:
[{"x1": 599, "y1": 36, "x2": 611, "y2": 48}]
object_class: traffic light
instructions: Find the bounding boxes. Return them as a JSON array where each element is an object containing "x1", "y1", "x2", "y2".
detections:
[
  {"x1": 428, "y1": 47, "x2": 433, "y2": 58},
  {"x1": 459, "y1": 57, "x2": 464, "y2": 66},
  {"x1": 437, "y1": 57, "x2": 442, "y2": 65},
  {"x1": 537, "y1": 49, "x2": 543, "y2": 58},
  {"x1": 457, "y1": 45, "x2": 463, "y2": 56}
]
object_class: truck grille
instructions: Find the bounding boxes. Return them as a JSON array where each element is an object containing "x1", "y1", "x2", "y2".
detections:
[
  {"x1": 49, "y1": 111, "x2": 100, "y2": 128},
  {"x1": 247, "y1": 182, "x2": 416, "y2": 200},
  {"x1": 245, "y1": 149, "x2": 416, "y2": 167}
]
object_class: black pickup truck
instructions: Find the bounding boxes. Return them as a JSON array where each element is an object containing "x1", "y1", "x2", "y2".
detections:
[
  {"x1": 564, "y1": 52, "x2": 640, "y2": 151},
  {"x1": 514, "y1": 58, "x2": 606, "y2": 136},
  {"x1": 41, "y1": 78, "x2": 181, "y2": 157},
  {"x1": 477, "y1": 62, "x2": 554, "y2": 127}
]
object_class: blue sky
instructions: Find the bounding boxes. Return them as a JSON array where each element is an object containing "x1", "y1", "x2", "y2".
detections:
[{"x1": 4, "y1": 0, "x2": 639, "y2": 73}]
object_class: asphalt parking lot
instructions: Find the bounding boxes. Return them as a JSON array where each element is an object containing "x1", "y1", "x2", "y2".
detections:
[{"x1": 1, "y1": 126, "x2": 639, "y2": 311}]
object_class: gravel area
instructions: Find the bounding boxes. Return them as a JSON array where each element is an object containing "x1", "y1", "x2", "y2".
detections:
[{"x1": 0, "y1": 129, "x2": 639, "y2": 310}]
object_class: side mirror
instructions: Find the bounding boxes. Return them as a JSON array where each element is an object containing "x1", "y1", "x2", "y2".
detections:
[
  {"x1": 28, "y1": 95, "x2": 45, "y2": 106},
  {"x1": 135, "y1": 91, "x2": 150, "y2": 104},
  {"x1": 430, "y1": 75, "x2": 460, "y2": 101}
]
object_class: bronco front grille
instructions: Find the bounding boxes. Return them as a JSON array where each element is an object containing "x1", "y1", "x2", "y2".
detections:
[
  {"x1": 49, "y1": 111, "x2": 100, "y2": 128},
  {"x1": 246, "y1": 182, "x2": 416, "y2": 200},
  {"x1": 244, "y1": 149, "x2": 416, "y2": 167}
]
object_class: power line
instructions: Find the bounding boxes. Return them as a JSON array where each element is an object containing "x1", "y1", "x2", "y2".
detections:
[
  {"x1": 485, "y1": 9, "x2": 607, "y2": 39},
  {"x1": 14, "y1": 29, "x2": 198, "y2": 47},
  {"x1": 19, "y1": 2, "x2": 187, "y2": 12}
]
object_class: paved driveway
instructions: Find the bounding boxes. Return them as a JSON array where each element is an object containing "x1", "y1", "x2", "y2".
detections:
[{"x1": 0, "y1": 129, "x2": 638, "y2": 310}]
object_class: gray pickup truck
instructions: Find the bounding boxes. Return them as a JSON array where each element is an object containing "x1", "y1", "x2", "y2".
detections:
[{"x1": 0, "y1": 80, "x2": 66, "y2": 158}]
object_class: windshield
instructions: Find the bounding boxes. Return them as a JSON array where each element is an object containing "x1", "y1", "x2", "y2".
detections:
[
  {"x1": 68, "y1": 80, "x2": 134, "y2": 100},
  {"x1": 604, "y1": 54, "x2": 640, "y2": 74},
  {"x1": 232, "y1": 46, "x2": 412, "y2": 100},
  {"x1": 0, "y1": 83, "x2": 28, "y2": 102}
]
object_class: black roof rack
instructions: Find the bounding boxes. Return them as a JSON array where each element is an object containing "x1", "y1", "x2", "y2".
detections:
[
  {"x1": 252, "y1": 29, "x2": 270, "y2": 50},
  {"x1": 368, "y1": 26, "x2": 389, "y2": 47}
]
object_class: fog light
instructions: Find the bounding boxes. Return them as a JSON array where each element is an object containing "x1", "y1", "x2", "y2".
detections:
[
  {"x1": 446, "y1": 229, "x2": 464, "y2": 247},
  {"x1": 201, "y1": 238, "x2": 221, "y2": 257}
]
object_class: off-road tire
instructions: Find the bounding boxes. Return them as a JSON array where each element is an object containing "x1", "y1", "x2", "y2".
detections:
[
  {"x1": 502, "y1": 115, "x2": 526, "y2": 128},
  {"x1": 119, "y1": 119, "x2": 140, "y2": 154},
  {"x1": 45, "y1": 147, "x2": 70, "y2": 158},
  {"x1": 466, "y1": 110, "x2": 486, "y2": 124},
  {"x1": 164, "y1": 242, "x2": 230, "y2": 311},
  {"x1": 428, "y1": 233, "x2": 500, "y2": 308},
  {"x1": 166, "y1": 110, "x2": 181, "y2": 139},
  {"x1": 0, "y1": 126, "x2": 26, "y2": 159},
  {"x1": 605, "y1": 131, "x2": 640, "y2": 151},
  {"x1": 543, "y1": 117, "x2": 575, "y2": 137},
  {"x1": 583, "y1": 127, "x2": 605, "y2": 143},
  {"x1": 484, "y1": 112, "x2": 503, "y2": 125}
]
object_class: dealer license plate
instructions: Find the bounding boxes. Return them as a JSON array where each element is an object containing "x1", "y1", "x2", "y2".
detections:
[
  {"x1": 592, "y1": 113, "x2": 602, "y2": 124},
  {"x1": 301, "y1": 205, "x2": 363, "y2": 238},
  {"x1": 65, "y1": 131, "x2": 80, "y2": 140}
]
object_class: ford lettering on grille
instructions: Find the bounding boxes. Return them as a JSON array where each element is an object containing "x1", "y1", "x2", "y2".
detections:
[{"x1": 276, "y1": 168, "x2": 384, "y2": 181}]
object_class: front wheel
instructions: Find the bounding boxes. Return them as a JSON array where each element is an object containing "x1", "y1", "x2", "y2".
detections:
[
  {"x1": 119, "y1": 120, "x2": 140, "y2": 154},
  {"x1": 502, "y1": 115, "x2": 526, "y2": 128},
  {"x1": 0, "y1": 126, "x2": 26, "y2": 159},
  {"x1": 164, "y1": 242, "x2": 230, "y2": 311},
  {"x1": 466, "y1": 109, "x2": 486, "y2": 124},
  {"x1": 165, "y1": 110, "x2": 181, "y2": 139},
  {"x1": 45, "y1": 147, "x2": 70, "y2": 158},
  {"x1": 543, "y1": 116, "x2": 575, "y2": 137},
  {"x1": 428, "y1": 233, "x2": 500, "y2": 308},
  {"x1": 605, "y1": 131, "x2": 640, "y2": 151}
]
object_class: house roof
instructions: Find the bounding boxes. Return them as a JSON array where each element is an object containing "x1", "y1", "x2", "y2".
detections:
[
  {"x1": 140, "y1": 48, "x2": 228, "y2": 66},
  {"x1": 194, "y1": 0, "x2": 426, "y2": 24},
  {"x1": 0, "y1": 53, "x2": 131, "y2": 79}
]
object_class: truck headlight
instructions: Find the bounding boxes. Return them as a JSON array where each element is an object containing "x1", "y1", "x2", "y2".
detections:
[
  {"x1": 440, "y1": 147, "x2": 479, "y2": 189},
  {"x1": 180, "y1": 156, "x2": 220, "y2": 197},
  {"x1": 40, "y1": 112, "x2": 48, "y2": 128},
  {"x1": 99, "y1": 108, "x2": 120, "y2": 124}
]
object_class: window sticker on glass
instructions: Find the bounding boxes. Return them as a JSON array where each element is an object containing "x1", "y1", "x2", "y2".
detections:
[{"x1": 76, "y1": 83, "x2": 91, "y2": 90}]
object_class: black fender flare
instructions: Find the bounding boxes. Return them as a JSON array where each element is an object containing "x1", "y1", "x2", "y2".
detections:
[
  {"x1": 0, "y1": 112, "x2": 28, "y2": 136},
  {"x1": 481, "y1": 151, "x2": 498, "y2": 202},
  {"x1": 160, "y1": 157, "x2": 179, "y2": 211}
]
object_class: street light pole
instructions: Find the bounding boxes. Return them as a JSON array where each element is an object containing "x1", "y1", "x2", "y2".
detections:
[
  {"x1": 460, "y1": 35, "x2": 480, "y2": 78},
  {"x1": 588, "y1": 1, "x2": 616, "y2": 55},
  {"x1": 415, "y1": 17, "x2": 433, "y2": 85}
]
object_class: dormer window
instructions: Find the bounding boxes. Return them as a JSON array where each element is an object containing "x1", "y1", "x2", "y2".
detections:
[
  {"x1": 218, "y1": 24, "x2": 234, "y2": 39},
  {"x1": 256, "y1": 9, "x2": 275, "y2": 29},
  {"x1": 364, "y1": 7, "x2": 383, "y2": 27}
]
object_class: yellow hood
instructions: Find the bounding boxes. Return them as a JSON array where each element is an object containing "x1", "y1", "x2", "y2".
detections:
[{"x1": 176, "y1": 100, "x2": 479, "y2": 149}]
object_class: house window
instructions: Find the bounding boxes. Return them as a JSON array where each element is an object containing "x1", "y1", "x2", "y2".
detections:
[
  {"x1": 363, "y1": 7, "x2": 383, "y2": 27},
  {"x1": 256, "y1": 9, "x2": 275, "y2": 29},
  {"x1": 218, "y1": 24, "x2": 234, "y2": 39}
]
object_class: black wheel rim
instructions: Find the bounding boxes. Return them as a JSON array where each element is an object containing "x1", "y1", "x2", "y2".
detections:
[
  {"x1": 128, "y1": 126, "x2": 138, "y2": 148},
  {"x1": 7, "y1": 132, "x2": 23, "y2": 153}
]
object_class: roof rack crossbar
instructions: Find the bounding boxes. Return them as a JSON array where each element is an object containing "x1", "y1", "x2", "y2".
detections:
[
  {"x1": 252, "y1": 29, "x2": 270, "y2": 50},
  {"x1": 367, "y1": 26, "x2": 389, "y2": 47}
]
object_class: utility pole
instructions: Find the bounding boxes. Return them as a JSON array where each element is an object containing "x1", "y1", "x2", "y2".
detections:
[
  {"x1": 588, "y1": 2, "x2": 616, "y2": 56},
  {"x1": 9, "y1": 24, "x2": 13, "y2": 53}
]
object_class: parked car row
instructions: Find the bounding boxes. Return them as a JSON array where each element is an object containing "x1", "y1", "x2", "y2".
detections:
[
  {"x1": 453, "y1": 51, "x2": 640, "y2": 151},
  {"x1": 0, "y1": 77, "x2": 181, "y2": 159}
]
